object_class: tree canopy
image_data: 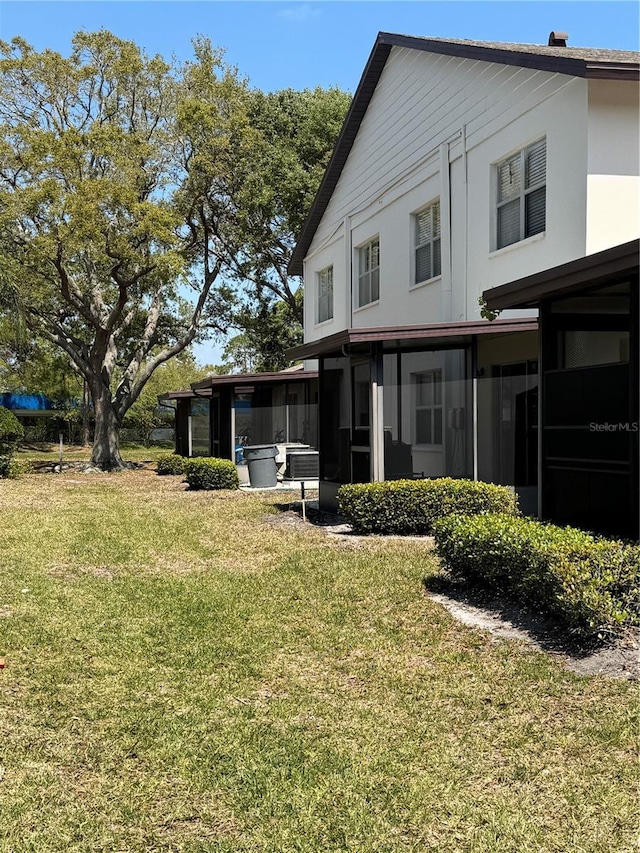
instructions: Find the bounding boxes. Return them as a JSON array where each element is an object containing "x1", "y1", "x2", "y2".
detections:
[
  {"x1": 0, "y1": 32, "x2": 349, "y2": 467},
  {"x1": 0, "y1": 32, "x2": 256, "y2": 467},
  {"x1": 232, "y1": 87, "x2": 351, "y2": 325}
]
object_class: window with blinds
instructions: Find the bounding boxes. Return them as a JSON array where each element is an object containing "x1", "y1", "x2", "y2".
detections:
[
  {"x1": 316, "y1": 265, "x2": 333, "y2": 323},
  {"x1": 414, "y1": 201, "x2": 442, "y2": 284},
  {"x1": 496, "y1": 139, "x2": 546, "y2": 250},
  {"x1": 358, "y1": 238, "x2": 380, "y2": 307}
]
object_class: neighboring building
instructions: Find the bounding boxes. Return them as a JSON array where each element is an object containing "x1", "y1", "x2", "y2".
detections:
[
  {"x1": 0, "y1": 393, "x2": 63, "y2": 436},
  {"x1": 161, "y1": 365, "x2": 318, "y2": 463},
  {"x1": 484, "y1": 239, "x2": 639, "y2": 540},
  {"x1": 287, "y1": 31, "x2": 639, "y2": 516},
  {"x1": 0, "y1": 392, "x2": 56, "y2": 416}
]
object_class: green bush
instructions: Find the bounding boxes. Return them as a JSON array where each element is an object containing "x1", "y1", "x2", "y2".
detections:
[
  {"x1": 0, "y1": 407, "x2": 24, "y2": 478},
  {"x1": 184, "y1": 457, "x2": 239, "y2": 491},
  {"x1": 433, "y1": 513, "x2": 640, "y2": 635},
  {"x1": 337, "y1": 478, "x2": 519, "y2": 535},
  {"x1": 0, "y1": 455, "x2": 32, "y2": 479},
  {"x1": 156, "y1": 453, "x2": 186, "y2": 476},
  {"x1": 0, "y1": 406, "x2": 24, "y2": 454}
]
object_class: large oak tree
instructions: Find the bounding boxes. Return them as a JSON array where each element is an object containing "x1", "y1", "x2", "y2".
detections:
[{"x1": 0, "y1": 31, "x2": 260, "y2": 468}]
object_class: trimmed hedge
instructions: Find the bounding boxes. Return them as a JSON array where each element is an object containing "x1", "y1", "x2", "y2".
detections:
[
  {"x1": 433, "y1": 513, "x2": 640, "y2": 635},
  {"x1": 156, "y1": 453, "x2": 186, "y2": 476},
  {"x1": 184, "y1": 457, "x2": 239, "y2": 491},
  {"x1": 337, "y1": 478, "x2": 519, "y2": 535}
]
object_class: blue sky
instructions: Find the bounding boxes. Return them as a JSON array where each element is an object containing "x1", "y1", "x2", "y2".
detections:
[{"x1": 1, "y1": 1, "x2": 637, "y2": 363}]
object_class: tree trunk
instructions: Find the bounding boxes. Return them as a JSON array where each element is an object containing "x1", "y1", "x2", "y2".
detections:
[
  {"x1": 90, "y1": 385, "x2": 125, "y2": 470},
  {"x1": 82, "y1": 379, "x2": 91, "y2": 447}
]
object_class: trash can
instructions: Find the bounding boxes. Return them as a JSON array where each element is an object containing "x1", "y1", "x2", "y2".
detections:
[{"x1": 243, "y1": 444, "x2": 278, "y2": 488}]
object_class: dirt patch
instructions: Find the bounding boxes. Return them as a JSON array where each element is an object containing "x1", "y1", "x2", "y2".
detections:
[
  {"x1": 426, "y1": 580, "x2": 640, "y2": 681},
  {"x1": 266, "y1": 502, "x2": 436, "y2": 547}
]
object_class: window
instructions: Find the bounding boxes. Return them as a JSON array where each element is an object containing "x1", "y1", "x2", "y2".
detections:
[
  {"x1": 414, "y1": 369, "x2": 443, "y2": 445},
  {"x1": 357, "y1": 238, "x2": 380, "y2": 306},
  {"x1": 414, "y1": 201, "x2": 441, "y2": 283},
  {"x1": 496, "y1": 139, "x2": 546, "y2": 250},
  {"x1": 317, "y1": 265, "x2": 333, "y2": 323}
]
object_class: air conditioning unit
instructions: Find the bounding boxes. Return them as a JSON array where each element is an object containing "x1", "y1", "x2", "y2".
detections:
[{"x1": 285, "y1": 450, "x2": 319, "y2": 480}]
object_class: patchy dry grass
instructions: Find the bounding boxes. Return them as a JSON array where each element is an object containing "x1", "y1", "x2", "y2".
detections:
[{"x1": 0, "y1": 470, "x2": 637, "y2": 852}]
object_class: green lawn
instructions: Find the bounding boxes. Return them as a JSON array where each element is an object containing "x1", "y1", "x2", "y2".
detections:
[
  {"x1": 16, "y1": 441, "x2": 172, "y2": 465},
  {"x1": 0, "y1": 471, "x2": 637, "y2": 852}
]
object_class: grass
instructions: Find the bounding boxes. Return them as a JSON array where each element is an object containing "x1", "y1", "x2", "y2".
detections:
[
  {"x1": 0, "y1": 470, "x2": 637, "y2": 852},
  {"x1": 16, "y1": 441, "x2": 173, "y2": 464}
]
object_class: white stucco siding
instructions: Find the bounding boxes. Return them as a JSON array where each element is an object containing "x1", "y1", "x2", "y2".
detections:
[{"x1": 586, "y1": 80, "x2": 640, "y2": 253}]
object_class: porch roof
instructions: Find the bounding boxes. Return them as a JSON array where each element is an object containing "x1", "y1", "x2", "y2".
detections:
[
  {"x1": 190, "y1": 369, "x2": 318, "y2": 392},
  {"x1": 483, "y1": 239, "x2": 640, "y2": 310},
  {"x1": 160, "y1": 369, "x2": 319, "y2": 402},
  {"x1": 286, "y1": 317, "x2": 538, "y2": 360}
]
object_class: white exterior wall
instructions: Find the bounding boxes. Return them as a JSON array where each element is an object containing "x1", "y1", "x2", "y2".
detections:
[
  {"x1": 303, "y1": 46, "x2": 639, "y2": 344},
  {"x1": 586, "y1": 80, "x2": 640, "y2": 253}
]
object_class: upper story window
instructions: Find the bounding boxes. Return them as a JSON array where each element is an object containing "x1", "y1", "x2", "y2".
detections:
[
  {"x1": 496, "y1": 139, "x2": 546, "y2": 250},
  {"x1": 316, "y1": 265, "x2": 334, "y2": 323},
  {"x1": 414, "y1": 201, "x2": 441, "y2": 284},
  {"x1": 357, "y1": 237, "x2": 380, "y2": 307}
]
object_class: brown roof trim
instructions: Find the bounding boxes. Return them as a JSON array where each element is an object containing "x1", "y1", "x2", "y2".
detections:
[
  {"x1": 159, "y1": 388, "x2": 212, "y2": 401},
  {"x1": 287, "y1": 317, "x2": 538, "y2": 360},
  {"x1": 288, "y1": 32, "x2": 639, "y2": 276},
  {"x1": 483, "y1": 239, "x2": 640, "y2": 310},
  {"x1": 287, "y1": 37, "x2": 392, "y2": 277},
  {"x1": 190, "y1": 369, "x2": 318, "y2": 391}
]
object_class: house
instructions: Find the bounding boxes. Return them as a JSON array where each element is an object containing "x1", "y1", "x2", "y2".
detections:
[
  {"x1": 161, "y1": 364, "x2": 318, "y2": 470},
  {"x1": 286, "y1": 31, "x2": 639, "y2": 521},
  {"x1": 483, "y1": 238, "x2": 639, "y2": 540}
]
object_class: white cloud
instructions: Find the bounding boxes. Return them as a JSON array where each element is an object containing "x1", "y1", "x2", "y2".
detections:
[{"x1": 277, "y1": 3, "x2": 322, "y2": 24}]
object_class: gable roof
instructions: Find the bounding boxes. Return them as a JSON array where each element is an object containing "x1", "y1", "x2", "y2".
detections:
[{"x1": 288, "y1": 32, "x2": 640, "y2": 276}]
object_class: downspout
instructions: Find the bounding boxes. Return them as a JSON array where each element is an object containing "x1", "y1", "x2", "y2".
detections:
[
  {"x1": 440, "y1": 141, "x2": 453, "y2": 321},
  {"x1": 344, "y1": 215, "x2": 352, "y2": 329},
  {"x1": 462, "y1": 123, "x2": 469, "y2": 322}
]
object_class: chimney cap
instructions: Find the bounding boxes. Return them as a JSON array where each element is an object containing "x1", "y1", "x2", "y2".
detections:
[{"x1": 548, "y1": 31, "x2": 569, "y2": 47}]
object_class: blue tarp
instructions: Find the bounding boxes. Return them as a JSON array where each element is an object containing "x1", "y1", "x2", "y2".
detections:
[{"x1": 0, "y1": 393, "x2": 54, "y2": 411}]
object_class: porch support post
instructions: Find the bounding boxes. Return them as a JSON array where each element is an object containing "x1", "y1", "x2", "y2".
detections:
[
  {"x1": 371, "y1": 345, "x2": 385, "y2": 482},
  {"x1": 471, "y1": 337, "x2": 478, "y2": 481},
  {"x1": 631, "y1": 274, "x2": 639, "y2": 539},
  {"x1": 538, "y1": 306, "x2": 546, "y2": 520},
  {"x1": 230, "y1": 393, "x2": 236, "y2": 462}
]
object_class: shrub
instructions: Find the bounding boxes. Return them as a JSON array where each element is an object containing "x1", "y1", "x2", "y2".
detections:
[
  {"x1": 433, "y1": 513, "x2": 640, "y2": 636},
  {"x1": 0, "y1": 407, "x2": 24, "y2": 478},
  {"x1": 0, "y1": 406, "x2": 24, "y2": 454},
  {"x1": 5, "y1": 457, "x2": 32, "y2": 479},
  {"x1": 184, "y1": 457, "x2": 239, "y2": 491},
  {"x1": 337, "y1": 478, "x2": 519, "y2": 535},
  {"x1": 156, "y1": 453, "x2": 186, "y2": 476}
]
